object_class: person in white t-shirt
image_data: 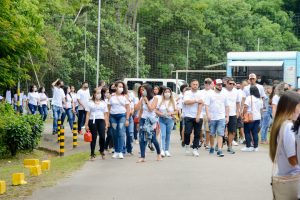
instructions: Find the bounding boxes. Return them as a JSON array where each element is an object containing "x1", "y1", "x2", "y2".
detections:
[
  {"x1": 177, "y1": 84, "x2": 189, "y2": 147},
  {"x1": 133, "y1": 83, "x2": 141, "y2": 143},
  {"x1": 269, "y1": 91, "x2": 300, "y2": 199},
  {"x1": 236, "y1": 81, "x2": 247, "y2": 144},
  {"x1": 38, "y1": 87, "x2": 48, "y2": 121},
  {"x1": 125, "y1": 91, "x2": 136, "y2": 155},
  {"x1": 85, "y1": 88, "x2": 109, "y2": 160},
  {"x1": 205, "y1": 79, "x2": 229, "y2": 157},
  {"x1": 108, "y1": 81, "x2": 130, "y2": 159},
  {"x1": 156, "y1": 87, "x2": 178, "y2": 157},
  {"x1": 243, "y1": 73, "x2": 266, "y2": 100},
  {"x1": 5, "y1": 89, "x2": 12, "y2": 105},
  {"x1": 201, "y1": 78, "x2": 214, "y2": 150},
  {"x1": 70, "y1": 86, "x2": 79, "y2": 122},
  {"x1": 61, "y1": 86, "x2": 75, "y2": 130},
  {"x1": 27, "y1": 85, "x2": 40, "y2": 114},
  {"x1": 13, "y1": 91, "x2": 24, "y2": 114},
  {"x1": 224, "y1": 78, "x2": 241, "y2": 154},
  {"x1": 51, "y1": 79, "x2": 66, "y2": 135},
  {"x1": 241, "y1": 86, "x2": 263, "y2": 152},
  {"x1": 183, "y1": 79, "x2": 204, "y2": 157},
  {"x1": 272, "y1": 82, "x2": 289, "y2": 118},
  {"x1": 77, "y1": 82, "x2": 90, "y2": 134}
]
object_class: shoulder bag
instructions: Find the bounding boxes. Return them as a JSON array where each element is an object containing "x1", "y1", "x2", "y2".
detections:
[{"x1": 243, "y1": 96, "x2": 254, "y2": 123}]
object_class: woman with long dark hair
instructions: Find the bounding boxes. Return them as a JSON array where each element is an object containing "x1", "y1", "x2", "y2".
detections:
[
  {"x1": 38, "y1": 87, "x2": 48, "y2": 121},
  {"x1": 27, "y1": 85, "x2": 40, "y2": 114},
  {"x1": 137, "y1": 84, "x2": 162, "y2": 163},
  {"x1": 61, "y1": 86, "x2": 75, "y2": 130},
  {"x1": 85, "y1": 88, "x2": 109, "y2": 160}
]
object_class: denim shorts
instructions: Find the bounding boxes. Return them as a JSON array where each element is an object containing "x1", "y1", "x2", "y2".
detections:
[{"x1": 209, "y1": 119, "x2": 226, "y2": 136}]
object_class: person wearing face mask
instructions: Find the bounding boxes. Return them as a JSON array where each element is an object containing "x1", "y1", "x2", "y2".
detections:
[
  {"x1": 205, "y1": 79, "x2": 229, "y2": 157},
  {"x1": 272, "y1": 82, "x2": 289, "y2": 118},
  {"x1": 38, "y1": 87, "x2": 48, "y2": 121},
  {"x1": 85, "y1": 88, "x2": 109, "y2": 160},
  {"x1": 77, "y1": 82, "x2": 91, "y2": 134},
  {"x1": 61, "y1": 86, "x2": 75, "y2": 130},
  {"x1": 51, "y1": 79, "x2": 66, "y2": 135},
  {"x1": 155, "y1": 88, "x2": 178, "y2": 157},
  {"x1": 105, "y1": 84, "x2": 117, "y2": 153},
  {"x1": 27, "y1": 85, "x2": 40, "y2": 115},
  {"x1": 108, "y1": 81, "x2": 130, "y2": 159}
]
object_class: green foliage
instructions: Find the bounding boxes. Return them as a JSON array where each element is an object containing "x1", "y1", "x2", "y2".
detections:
[{"x1": 0, "y1": 103, "x2": 44, "y2": 157}]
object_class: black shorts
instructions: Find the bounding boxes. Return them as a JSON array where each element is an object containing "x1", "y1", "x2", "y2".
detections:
[
  {"x1": 237, "y1": 116, "x2": 243, "y2": 128},
  {"x1": 227, "y1": 116, "x2": 237, "y2": 133}
]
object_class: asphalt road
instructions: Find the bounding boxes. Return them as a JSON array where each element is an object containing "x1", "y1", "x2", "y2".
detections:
[{"x1": 29, "y1": 130, "x2": 273, "y2": 200}]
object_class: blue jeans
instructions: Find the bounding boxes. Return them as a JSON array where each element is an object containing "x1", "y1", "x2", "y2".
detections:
[
  {"x1": 244, "y1": 120, "x2": 260, "y2": 148},
  {"x1": 38, "y1": 105, "x2": 48, "y2": 121},
  {"x1": 61, "y1": 108, "x2": 74, "y2": 130},
  {"x1": 28, "y1": 103, "x2": 37, "y2": 114},
  {"x1": 260, "y1": 112, "x2": 271, "y2": 142},
  {"x1": 139, "y1": 118, "x2": 161, "y2": 158},
  {"x1": 110, "y1": 113, "x2": 126, "y2": 153},
  {"x1": 159, "y1": 117, "x2": 174, "y2": 151},
  {"x1": 14, "y1": 105, "x2": 23, "y2": 113},
  {"x1": 52, "y1": 105, "x2": 62, "y2": 132},
  {"x1": 209, "y1": 119, "x2": 226, "y2": 136},
  {"x1": 125, "y1": 116, "x2": 134, "y2": 153}
]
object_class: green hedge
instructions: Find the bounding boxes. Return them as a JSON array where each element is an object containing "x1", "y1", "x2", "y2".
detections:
[{"x1": 0, "y1": 103, "x2": 44, "y2": 157}]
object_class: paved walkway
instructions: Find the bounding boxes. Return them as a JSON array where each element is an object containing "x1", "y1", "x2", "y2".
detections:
[{"x1": 30, "y1": 130, "x2": 273, "y2": 200}]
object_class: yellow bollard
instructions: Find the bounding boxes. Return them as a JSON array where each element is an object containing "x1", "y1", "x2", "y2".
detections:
[
  {"x1": 29, "y1": 165, "x2": 42, "y2": 176},
  {"x1": 60, "y1": 125, "x2": 65, "y2": 156},
  {"x1": 41, "y1": 160, "x2": 51, "y2": 171},
  {"x1": 0, "y1": 181, "x2": 6, "y2": 194},
  {"x1": 12, "y1": 173, "x2": 27, "y2": 186},
  {"x1": 73, "y1": 122, "x2": 78, "y2": 148},
  {"x1": 57, "y1": 119, "x2": 61, "y2": 143},
  {"x1": 24, "y1": 159, "x2": 39, "y2": 168}
]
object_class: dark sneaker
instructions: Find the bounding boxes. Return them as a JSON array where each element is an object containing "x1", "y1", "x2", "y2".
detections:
[
  {"x1": 215, "y1": 145, "x2": 218, "y2": 152},
  {"x1": 217, "y1": 150, "x2": 224, "y2": 157},
  {"x1": 148, "y1": 143, "x2": 155, "y2": 151},
  {"x1": 181, "y1": 141, "x2": 185, "y2": 147},
  {"x1": 227, "y1": 148, "x2": 236, "y2": 154},
  {"x1": 209, "y1": 147, "x2": 214, "y2": 154},
  {"x1": 52, "y1": 130, "x2": 57, "y2": 135}
]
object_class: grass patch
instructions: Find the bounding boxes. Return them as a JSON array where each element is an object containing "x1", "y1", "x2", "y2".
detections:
[{"x1": 0, "y1": 150, "x2": 89, "y2": 199}]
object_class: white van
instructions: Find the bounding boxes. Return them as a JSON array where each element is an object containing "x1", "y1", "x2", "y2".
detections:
[{"x1": 123, "y1": 78, "x2": 187, "y2": 94}]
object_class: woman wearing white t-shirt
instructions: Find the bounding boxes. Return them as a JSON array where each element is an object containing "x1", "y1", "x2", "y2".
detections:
[
  {"x1": 38, "y1": 87, "x2": 48, "y2": 121},
  {"x1": 85, "y1": 88, "x2": 109, "y2": 160},
  {"x1": 272, "y1": 82, "x2": 287, "y2": 118},
  {"x1": 156, "y1": 88, "x2": 178, "y2": 157},
  {"x1": 70, "y1": 86, "x2": 79, "y2": 122},
  {"x1": 61, "y1": 86, "x2": 75, "y2": 130},
  {"x1": 241, "y1": 86, "x2": 263, "y2": 152},
  {"x1": 108, "y1": 81, "x2": 130, "y2": 159},
  {"x1": 269, "y1": 91, "x2": 300, "y2": 199},
  {"x1": 77, "y1": 82, "x2": 90, "y2": 134},
  {"x1": 27, "y1": 85, "x2": 40, "y2": 114}
]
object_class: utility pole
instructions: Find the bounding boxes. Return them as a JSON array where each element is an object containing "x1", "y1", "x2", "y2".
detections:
[
  {"x1": 186, "y1": 30, "x2": 190, "y2": 82},
  {"x1": 84, "y1": 13, "x2": 87, "y2": 82},
  {"x1": 136, "y1": 23, "x2": 139, "y2": 78},
  {"x1": 96, "y1": 0, "x2": 102, "y2": 87}
]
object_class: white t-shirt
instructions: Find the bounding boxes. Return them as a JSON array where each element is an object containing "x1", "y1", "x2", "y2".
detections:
[
  {"x1": 5, "y1": 90, "x2": 12, "y2": 104},
  {"x1": 28, "y1": 92, "x2": 39, "y2": 106},
  {"x1": 109, "y1": 94, "x2": 129, "y2": 115},
  {"x1": 276, "y1": 122, "x2": 300, "y2": 176},
  {"x1": 183, "y1": 90, "x2": 205, "y2": 118},
  {"x1": 224, "y1": 88, "x2": 241, "y2": 116},
  {"x1": 272, "y1": 94, "x2": 280, "y2": 106},
  {"x1": 70, "y1": 92, "x2": 79, "y2": 107},
  {"x1": 77, "y1": 89, "x2": 90, "y2": 110},
  {"x1": 205, "y1": 90, "x2": 229, "y2": 120},
  {"x1": 64, "y1": 94, "x2": 73, "y2": 109},
  {"x1": 52, "y1": 87, "x2": 65, "y2": 108},
  {"x1": 141, "y1": 97, "x2": 157, "y2": 119},
  {"x1": 244, "y1": 96, "x2": 263, "y2": 121},
  {"x1": 85, "y1": 100, "x2": 108, "y2": 121},
  {"x1": 13, "y1": 93, "x2": 24, "y2": 106},
  {"x1": 200, "y1": 89, "x2": 213, "y2": 115},
  {"x1": 157, "y1": 99, "x2": 177, "y2": 117},
  {"x1": 39, "y1": 93, "x2": 48, "y2": 105},
  {"x1": 243, "y1": 84, "x2": 266, "y2": 99}
]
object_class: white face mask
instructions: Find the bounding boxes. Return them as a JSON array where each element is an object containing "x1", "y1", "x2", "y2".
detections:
[
  {"x1": 95, "y1": 94, "x2": 101, "y2": 100},
  {"x1": 257, "y1": 79, "x2": 261, "y2": 82},
  {"x1": 117, "y1": 88, "x2": 123, "y2": 94},
  {"x1": 164, "y1": 93, "x2": 171, "y2": 99}
]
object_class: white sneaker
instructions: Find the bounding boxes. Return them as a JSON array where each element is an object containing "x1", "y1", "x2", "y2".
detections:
[
  {"x1": 185, "y1": 145, "x2": 190, "y2": 155},
  {"x1": 161, "y1": 150, "x2": 165, "y2": 157},
  {"x1": 118, "y1": 153, "x2": 124, "y2": 159},
  {"x1": 239, "y1": 139, "x2": 245, "y2": 144},
  {"x1": 241, "y1": 147, "x2": 254, "y2": 152},
  {"x1": 254, "y1": 147, "x2": 259, "y2": 152},
  {"x1": 193, "y1": 149, "x2": 199, "y2": 157},
  {"x1": 112, "y1": 152, "x2": 119, "y2": 159},
  {"x1": 232, "y1": 140, "x2": 239, "y2": 146},
  {"x1": 165, "y1": 151, "x2": 171, "y2": 157}
]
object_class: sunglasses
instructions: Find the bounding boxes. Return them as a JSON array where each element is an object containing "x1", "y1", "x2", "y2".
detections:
[
  {"x1": 229, "y1": 82, "x2": 235, "y2": 85},
  {"x1": 249, "y1": 78, "x2": 255, "y2": 80},
  {"x1": 204, "y1": 81, "x2": 211, "y2": 84}
]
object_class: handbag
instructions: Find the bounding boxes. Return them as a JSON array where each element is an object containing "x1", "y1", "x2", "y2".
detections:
[
  {"x1": 243, "y1": 96, "x2": 254, "y2": 123},
  {"x1": 84, "y1": 131, "x2": 92, "y2": 142},
  {"x1": 271, "y1": 120, "x2": 300, "y2": 200}
]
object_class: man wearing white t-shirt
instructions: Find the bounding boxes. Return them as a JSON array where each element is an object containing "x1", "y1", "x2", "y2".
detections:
[
  {"x1": 183, "y1": 79, "x2": 204, "y2": 157},
  {"x1": 51, "y1": 79, "x2": 66, "y2": 135},
  {"x1": 224, "y1": 78, "x2": 241, "y2": 154},
  {"x1": 205, "y1": 79, "x2": 229, "y2": 157},
  {"x1": 77, "y1": 82, "x2": 91, "y2": 134},
  {"x1": 243, "y1": 73, "x2": 266, "y2": 99}
]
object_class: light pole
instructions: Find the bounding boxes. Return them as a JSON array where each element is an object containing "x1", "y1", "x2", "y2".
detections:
[{"x1": 96, "y1": 0, "x2": 102, "y2": 87}]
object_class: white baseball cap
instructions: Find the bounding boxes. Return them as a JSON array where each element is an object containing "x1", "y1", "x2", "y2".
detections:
[{"x1": 215, "y1": 79, "x2": 222, "y2": 84}]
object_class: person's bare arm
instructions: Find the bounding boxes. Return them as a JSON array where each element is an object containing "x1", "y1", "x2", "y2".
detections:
[
  {"x1": 52, "y1": 79, "x2": 59, "y2": 88},
  {"x1": 236, "y1": 102, "x2": 240, "y2": 118},
  {"x1": 272, "y1": 104, "x2": 277, "y2": 118},
  {"x1": 104, "y1": 112, "x2": 109, "y2": 129},
  {"x1": 84, "y1": 112, "x2": 90, "y2": 131},
  {"x1": 196, "y1": 101, "x2": 203, "y2": 122},
  {"x1": 225, "y1": 106, "x2": 229, "y2": 124},
  {"x1": 288, "y1": 156, "x2": 298, "y2": 167}
]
